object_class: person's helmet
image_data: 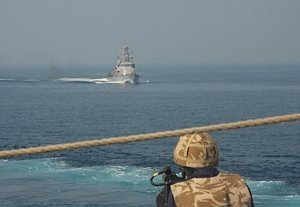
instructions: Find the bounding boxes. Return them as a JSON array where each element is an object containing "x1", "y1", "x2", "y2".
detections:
[{"x1": 173, "y1": 133, "x2": 219, "y2": 168}]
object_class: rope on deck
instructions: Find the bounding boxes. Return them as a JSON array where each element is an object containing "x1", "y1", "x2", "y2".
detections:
[{"x1": 0, "y1": 113, "x2": 299, "y2": 158}]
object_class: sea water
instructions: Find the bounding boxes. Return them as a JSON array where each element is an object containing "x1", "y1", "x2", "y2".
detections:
[{"x1": 0, "y1": 64, "x2": 299, "y2": 206}]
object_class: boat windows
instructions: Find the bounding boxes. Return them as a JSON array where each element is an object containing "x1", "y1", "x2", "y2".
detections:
[{"x1": 120, "y1": 64, "x2": 133, "y2": 67}]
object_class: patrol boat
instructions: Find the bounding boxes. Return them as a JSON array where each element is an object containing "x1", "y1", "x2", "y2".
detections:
[{"x1": 107, "y1": 41, "x2": 140, "y2": 84}]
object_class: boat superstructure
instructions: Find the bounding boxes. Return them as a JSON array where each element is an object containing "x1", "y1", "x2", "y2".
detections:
[{"x1": 107, "y1": 41, "x2": 140, "y2": 84}]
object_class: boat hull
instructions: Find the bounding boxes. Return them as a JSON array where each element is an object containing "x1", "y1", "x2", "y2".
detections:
[{"x1": 107, "y1": 74, "x2": 139, "y2": 84}]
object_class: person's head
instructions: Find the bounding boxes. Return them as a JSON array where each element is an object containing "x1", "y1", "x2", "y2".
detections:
[{"x1": 173, "y1": 133, "x2": 219, "y2": 176}]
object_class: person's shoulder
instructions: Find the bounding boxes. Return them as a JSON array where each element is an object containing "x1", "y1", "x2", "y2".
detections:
[{"x1": 218, "y1": 172, "x2": 246, "y2": 183}]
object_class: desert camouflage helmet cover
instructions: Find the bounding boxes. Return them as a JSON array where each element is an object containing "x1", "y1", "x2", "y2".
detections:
[{"x1": 174, "y1": 133, "x2": 219, "y2": 168}]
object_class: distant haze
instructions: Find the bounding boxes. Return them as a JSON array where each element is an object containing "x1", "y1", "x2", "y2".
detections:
[{"x1": 1, "y1": 0, "x2": 300, "y2": 66}]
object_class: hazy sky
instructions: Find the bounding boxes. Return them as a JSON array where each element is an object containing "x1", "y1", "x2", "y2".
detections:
[{"x1": 1, "y1": 0, "x2": 300, "y2": 66}]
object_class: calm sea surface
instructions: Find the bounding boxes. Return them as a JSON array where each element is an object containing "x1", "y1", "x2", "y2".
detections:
[{"x1": 0, "y1": 64, "x2": 299, "y2": 206}]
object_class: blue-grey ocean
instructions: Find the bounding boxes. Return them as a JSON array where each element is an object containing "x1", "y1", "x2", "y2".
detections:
[{"x1": 0, "y1": 64, "x2": 299, "y2": 207}]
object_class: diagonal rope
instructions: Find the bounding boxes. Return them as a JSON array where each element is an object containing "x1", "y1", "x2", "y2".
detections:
[{"x1": 0, "y1": 113, "x2": 299, "y2": 158}]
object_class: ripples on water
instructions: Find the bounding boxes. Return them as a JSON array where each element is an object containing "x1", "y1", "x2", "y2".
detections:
[{"x1": 0, "y1": 64, "x2": 299, "y2": 206}]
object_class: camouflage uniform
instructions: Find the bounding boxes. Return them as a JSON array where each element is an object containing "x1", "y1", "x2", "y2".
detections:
[
  {"x1": 170, "y1": 172, "x2": 252, "y2": 206},
  {"x1": 168, "y1": 133, "x2": 254, "y2": 207}
]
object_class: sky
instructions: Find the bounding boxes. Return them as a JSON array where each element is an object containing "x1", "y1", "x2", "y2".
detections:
[{"x1": 0, "y1": 0, "x2": 300, "y2": 67}]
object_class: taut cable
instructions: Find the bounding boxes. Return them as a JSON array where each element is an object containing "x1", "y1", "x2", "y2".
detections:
[{"x1": 0, "y1": 113, "x2": 299, "y2": 158}]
